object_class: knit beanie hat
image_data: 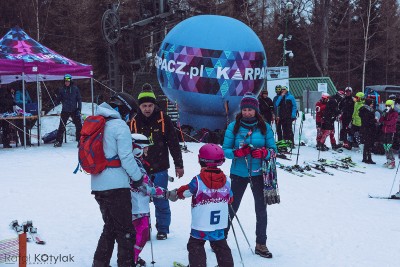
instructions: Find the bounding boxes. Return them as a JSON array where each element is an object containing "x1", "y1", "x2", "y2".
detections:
[
  {"x1": 138, "y1": 83, "x2": 156, "y2": 105},
  {"x1": 240, "y1": 92, "x2": 259, "y2": 112}
]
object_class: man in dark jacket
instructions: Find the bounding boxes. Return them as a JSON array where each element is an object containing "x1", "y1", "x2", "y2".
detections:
[
  {"x1": 359, "y1": 98, "x2": 376, "y2": 164},
  {"x1": 130, "y1": 84, "x2": 184, "y2": 240},
  {"x1": 338, "y1": 87, "x2": 354, "y2": 145},
  {"x1": 258, "y1": 89, "x2": 274, "y2": 124},
  {"x1": 319, "y1": 96, "x2": 341, "y2": 151},
  {"x1": 275, "y1": 86, "x2": 297, "y2": 144},
  {"x1": 0, "y1": 88, "x2": 14, "y2": 148},
  {"x1": 273, "y1": 85, "x2": 282, "y2": 140},
  {"x1": 54, "y1": 74, "x2": 82, "y2": 147}
]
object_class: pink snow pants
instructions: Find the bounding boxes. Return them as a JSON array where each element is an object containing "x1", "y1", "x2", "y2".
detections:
[{"x1": 132, "y1": 216, "x2": 149, "y2": 262}]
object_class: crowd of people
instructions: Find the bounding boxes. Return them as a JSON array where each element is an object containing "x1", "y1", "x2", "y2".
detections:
[{"x1": 87, "y1": 85, "x2": 277, "y2": 267}]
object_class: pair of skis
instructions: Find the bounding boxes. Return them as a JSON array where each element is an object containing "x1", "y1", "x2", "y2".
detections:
[
  {"x1": 10, "y1": 220, "x2": 45, "y2": 245},
  {"x1": 276, "y1": 162, "x2": 315, "y2": 177},
  {"x1": 368, "y1": 195, "x2": 400, "y2": 200}
]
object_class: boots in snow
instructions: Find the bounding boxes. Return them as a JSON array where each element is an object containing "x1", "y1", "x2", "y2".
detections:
[
  {"x1": 255, "y1": 243, "x2": 273, "y2": 258},
  {"x1": 388, "y1": 160, "x2": 396, "y2": 169}
]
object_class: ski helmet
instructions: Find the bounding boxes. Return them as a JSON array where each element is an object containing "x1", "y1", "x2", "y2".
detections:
[
  {"x1": 198, "y1": 144, "x2": 225, "y2": 167},
  {"x1": 275, "y1": 85, "x2": 282, "y2": 93},
  {"x1": 389, "y1": 94, "x2": 396, "y2": 100},
  {"x1": 355, "y1": 92, "x2": 365, "y2": 100},
  {"x1": 345, "y1": 87, "x2": 352, "y2": 92},
  {"x1": 64, "y1": 74, "x2": 72, "y2": 81},
  {"x1": 386, "y1": 100, "x2": 394, "y2": 109},
  {"x1": 321, "y1": 92, "x2": 330, "y2": 100},
  {"x1": 131, "y1": 133, "x2": 151, "y2": 157},
  {"x1": 109, "y1": 92, "x2": 138, "y2": 118}
]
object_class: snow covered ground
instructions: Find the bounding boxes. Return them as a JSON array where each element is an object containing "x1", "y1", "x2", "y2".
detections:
[{"x1": 1, "y1": 104, "x2": 400, "y2": 267}]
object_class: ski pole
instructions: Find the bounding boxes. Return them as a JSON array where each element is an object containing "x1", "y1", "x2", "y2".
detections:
[
  {"x1": 228, "y1": 214, "x2": 245, "y2": 267},
  {"x1": 229, "y1": 204, "x2": 254, "y2": 255},
  {"x1": 295, "y1": 112, "x2": 306, "y2": 166},
  {"x1": 388, "y1": 155, "x2": 400, "y2": 198},
  {"x1": 148, "y1": 215, "x2": 155, "y2": 266}
]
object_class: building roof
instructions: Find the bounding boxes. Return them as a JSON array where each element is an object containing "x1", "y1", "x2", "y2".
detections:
[{"x1": 289, "y1": 77, "x2": 337, "y2": 98}]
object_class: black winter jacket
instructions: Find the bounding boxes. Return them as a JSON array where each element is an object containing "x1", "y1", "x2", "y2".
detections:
[
  {"x1": 258, "y1": 96, "x2": 274, "y2": 123},
  {"x1": 322, "y1": 98, "x2": 339, "y2": 130},
  {"x1": 56, "y1": 83, "x2": 82, "y2": 112},
  {"x1": 339, "y1": 96, "x2": 354, "y2": 120},
  {"x1": 131, "y1": 108, "x2": 183, "y2": 174},
  {"x1": 359, "y1": 105, "x2": 376, "y2": 143},
  {"x1": 0, "y1": 91, "x2": 14, "y2": 113}
]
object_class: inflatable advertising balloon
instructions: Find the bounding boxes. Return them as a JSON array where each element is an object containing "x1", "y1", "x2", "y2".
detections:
[{"x1": 156, "y1": 15, "x2": 267, "y2": 130}]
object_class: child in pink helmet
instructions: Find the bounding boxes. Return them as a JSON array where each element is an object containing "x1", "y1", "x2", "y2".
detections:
[{"x1": 174, "y1": 144, "x2": 234, "y2": 267}]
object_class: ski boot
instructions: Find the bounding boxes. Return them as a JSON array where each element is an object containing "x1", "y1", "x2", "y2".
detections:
[
  {"x1": 134, "y1": 257, "x2": 146, "y2": 267},
  {"x1": 156, "y1": 232, "x2": 167, "y2": 240},
  {"x1": 255, "y1": 243, "x2": 273, "y2": 258},
  {"x1": 392, "y1": 191, "x2": 400, "y2": 199},
  {"x1": 54, "y1": 141, "x2": 62, "y2": 147},
  {"x1": 388, "y1": 160, "x2": 396, "y2": 169}
]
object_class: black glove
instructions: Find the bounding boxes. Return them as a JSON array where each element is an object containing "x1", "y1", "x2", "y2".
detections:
[{"x1": 130, "y1": 176, "x2": 144, "y2": 189}]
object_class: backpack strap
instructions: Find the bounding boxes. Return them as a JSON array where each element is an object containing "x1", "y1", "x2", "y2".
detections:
[
  {"x1": 130, "y1": 114, "x2": 137, "y2": 133},
  {"x1": 157, "y1": 111, "x2": 165, "y2": 134},
  {"x1": 105, "y1": 155, "x2": 121, "y2": 168}
]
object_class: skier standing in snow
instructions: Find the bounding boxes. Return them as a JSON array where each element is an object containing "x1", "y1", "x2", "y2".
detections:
[
  {"x1": 0, "y1": 88, "x2": 14, "y2": 148},
  {"x1": 129, "y1": 133, "x2": 177, "y2": 267},
  {"x1": 222, "y1": 93, "x2": 277, "y2": 258},
  {"x1": 91, "y1": 92, "x2": 143, "y2": 267},
  {"x1": 258, "y1": 88, "x2": 274, "y2": 124},
  {"x1": 319, "y1": 95, "x2": 342, "y2": 151},
  {"x1": 175, "y1": 144, "x2": 234, "y2": 267},
  {"x1": 315, "y1": 93, "x2": 329, "y2": 149},
  {"x1": 129, "y1": 84, "x2": 184, "y2": 240},
  {"x1": 349, "y1": 92, "x2": 365, "y2": 149},
  {"x1": 53, "y1": 74, "x2": 82, "y2": 147},
  {"x1": 379, "y1": 100, "x2": 398, "y2": 169},
  {"x1": 273, "y1": 85, "x2": 283, "y2": 140},
  {"x1": 274, "y1": 86, "x2": 297, "y2": 146},
  {"x1": 339, "y1": 87, "x2": 354, "y2": 148},
  {"x1": 359, "y1": 98, "x2": 377, "y2": 164}
]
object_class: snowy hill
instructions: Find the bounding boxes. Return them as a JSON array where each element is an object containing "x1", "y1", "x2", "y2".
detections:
[{"x1": 1, "y1": 105, "x2": 400, "y2": 266}]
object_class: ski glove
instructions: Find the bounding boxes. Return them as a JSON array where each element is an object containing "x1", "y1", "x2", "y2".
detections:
[
  {"x1": 131, "y1": 175, "x2": 144, "y2": 189},
  {"x1": 233, "y1": 144, "x2": 251, "y2": 157},
  {"x1": 165, "y1": 189, "x2": 178, "y2": 202},
  {"x1": 251, "y1": 147, "x2": 269, "y2": 159}
]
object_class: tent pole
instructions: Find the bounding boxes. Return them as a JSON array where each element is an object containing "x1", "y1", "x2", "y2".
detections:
[
  {"x1": 22, "y1": 73, "x2": 26, "y2": 149},
  {"x1": 91, "y1": 76, "x2": 94, "y2": 115},
  {"x1": 37, "y1": 75, "x2": 41, "y2": 146}
]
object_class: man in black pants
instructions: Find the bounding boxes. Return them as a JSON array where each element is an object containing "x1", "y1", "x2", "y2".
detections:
[
  {"x1": 54, "y1": 74, "x2": 82, "y2": 147},
  {"x1": 339, "y1": 87, "x2": 354, "y2": 148},
  {"x1": 0, "y1": 88, "x2": 14, "y2": 148}
]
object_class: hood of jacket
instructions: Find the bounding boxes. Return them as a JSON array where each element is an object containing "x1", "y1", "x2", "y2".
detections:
[
  {"x1": 199, "y1": 168, "x2": 227, "y2": 189},
  {"x1": 96, "y1": 102, "x2": 122, "y2": 119}
]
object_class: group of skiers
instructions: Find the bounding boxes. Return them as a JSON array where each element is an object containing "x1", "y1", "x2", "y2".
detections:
[
  {"x1": 314, "y1": 86, "x2": 400, "y2": 169},
  {"x1": 90, "y1": 85, "x2": 278, "y2": 267}
]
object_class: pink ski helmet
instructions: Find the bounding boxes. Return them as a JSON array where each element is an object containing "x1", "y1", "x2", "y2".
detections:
[{"x1": 198, "y1": 144, "x2": 225, "y2": 167}]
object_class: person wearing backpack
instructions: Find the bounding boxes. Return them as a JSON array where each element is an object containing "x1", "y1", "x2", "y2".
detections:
[
  {"x1": 54, "y1": 74, "x2": 82, "y2": 147},
  {"x1": 129, "y1": 84, "x2": 184, "y2": 240},
  {"x1": 91, "y1": 92, "x2": 143, "y2": 267}
]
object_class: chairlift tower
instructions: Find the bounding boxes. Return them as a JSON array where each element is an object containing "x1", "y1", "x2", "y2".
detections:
[{"x1": 101, "y1": 0, "x2": 186, "y2": 91}]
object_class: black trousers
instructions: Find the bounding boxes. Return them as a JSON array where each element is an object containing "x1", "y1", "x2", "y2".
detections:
[
  {"x1": 56, "y1": 111, "x2": 82, "y2": 143},
  {"x1": 92, "y1": 188, "x2": 135, "y2": 267},
  {"x1": 340, "y1": 116, "x2": 352, "y2": 142},
  {"x1": 281, "y1": 118, "x2": 294, "y2": 144},
  {"x1": 187, "y1": 236, "x2": 234, "y2": 267},
  {"x1": 276, "y1": 120, "x2": 283, "y2": 141},
  {"x1": 0, "y1": 120, "x2": 10, "y2": 146},
  {"x1": 228, "y1": 174, "x2": 268, "y2": 245}
]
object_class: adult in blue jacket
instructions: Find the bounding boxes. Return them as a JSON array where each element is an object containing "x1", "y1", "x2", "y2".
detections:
[
  {"x1": 54, "y1": 74, "x2": 82, "y2": 147},
  {"x1": 222, "y1": 93, "x2": 277, "y2": 259},
  {"x1": 274, "y1": 86, "x2": 297, "y2": 144},
  {"x1": 91, "y1": 92, "x2": 143, "y2": 267}
]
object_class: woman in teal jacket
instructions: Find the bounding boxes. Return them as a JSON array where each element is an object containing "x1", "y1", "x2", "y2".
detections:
[{"x1": 222, "y1": 93, "x2": 277, "y2": 259}]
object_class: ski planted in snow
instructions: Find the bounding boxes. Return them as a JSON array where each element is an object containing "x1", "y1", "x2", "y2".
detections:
[
  {"x1": 303, "y1": 162, "x2": 334, "y2": 176},
  {"x1": 368, "y1": 195, "x2": 400, "y2": 200},
  {"x1": 173, "y1": 262, "x2": 188, "y2": 267},
  {"x1": 276, "y1": 153, "x2": 292, "y2": 160},
  {"x1": 23, "y1": 221, "x2": 45, "y2": 245},
  {"x1": 10, "y1": 220, "x2": 24, "y2": 234}
]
